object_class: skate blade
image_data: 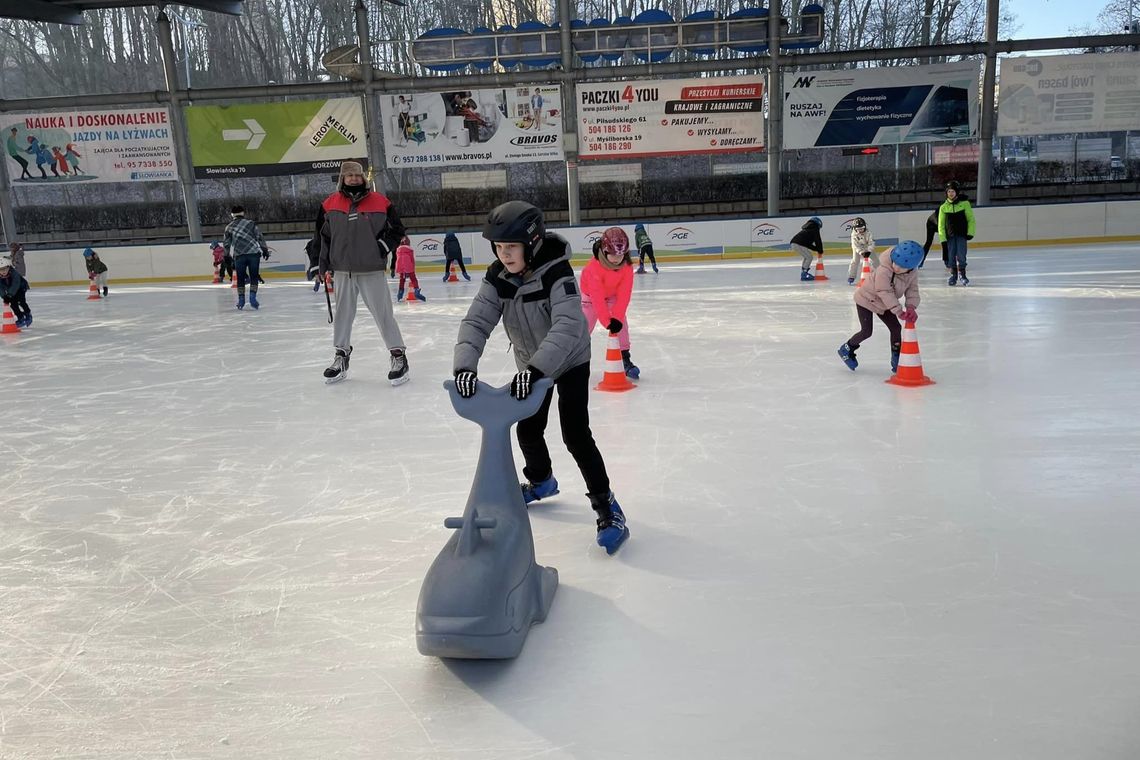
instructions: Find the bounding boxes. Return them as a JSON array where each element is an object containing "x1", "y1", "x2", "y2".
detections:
[
  {"x1": 524, "y1": 488, "x2": 559, "y2": 507},
  {"x1": 390, "y1": 374, "x2": 410, "y2": 387},
  {"x1": 324, "y1": 372, "x2": 348, "y2": 385},
  {"x1": 599, "y1": 527, "x2": 630, "y2": 555}
]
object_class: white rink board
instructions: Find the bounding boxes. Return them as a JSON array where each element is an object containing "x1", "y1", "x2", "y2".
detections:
[{"x1": 21, "y1": 199, "x2": 1140, "y2": 284}]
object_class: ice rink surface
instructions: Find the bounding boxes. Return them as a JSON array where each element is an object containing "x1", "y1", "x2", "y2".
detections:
[{"x1": 2, "y1": 243, "x2": 1139, "y2": 759}]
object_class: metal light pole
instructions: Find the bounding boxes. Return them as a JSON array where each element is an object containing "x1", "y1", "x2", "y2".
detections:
[{"x1": 168, "y1": 11, "x2": 206, "y2": 89}]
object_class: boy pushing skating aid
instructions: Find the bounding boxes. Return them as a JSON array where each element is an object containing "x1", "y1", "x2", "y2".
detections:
[{"x1": 453, "y1": 201, "x2": 629, "y2": 554}]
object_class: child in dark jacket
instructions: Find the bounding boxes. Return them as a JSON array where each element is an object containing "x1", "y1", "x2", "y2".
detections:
[
  {"x1": 83, "y1": 247, "x2": 109, "y2": 297},
  {"x1": 790, "y1": 216, "x2": 824, "y2": 281},
  {"x1": 452, "y1": 201, "x2": 629, "y2": 554},
  {"x1": 0, "y1": 253, "x2": 31, "y2": 327},
  {"x1": 442, "y1": 232, "x2": 470, "y2": 281}
]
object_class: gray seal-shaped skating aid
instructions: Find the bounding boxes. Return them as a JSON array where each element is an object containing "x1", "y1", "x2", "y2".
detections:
[{"x1": 416, "y1": 378, "x2": 558, "y2": 659}]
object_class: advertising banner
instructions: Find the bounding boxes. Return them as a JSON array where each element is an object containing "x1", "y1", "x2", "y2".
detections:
[
  {"x1": 782, "y1": 62, "x2": 980, "y2": 149},
  {"x1": 185, "y1": 98, "x2": 366, "y2": 178},
  {"x1": 379, "y1": 86, "x2": 564, "y2": 168},
  {"x1": 997, "y1": 52, "x2": 1140, "y2": 136},
  {"x1": 4, "y1": 108, "x2": 177, "y2": 184},
  {"x1": 576, "y1": 76, "x2": 764, "y2": 159}
]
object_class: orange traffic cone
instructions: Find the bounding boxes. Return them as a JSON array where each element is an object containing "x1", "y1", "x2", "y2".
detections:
[
  {"x1": 1, "y1": 306, "x2": 20, "y2": 334},
  {"x1": 86, "y1": 280, "x2": 101, "y2": 300},
  {"x1": 325, "y1": 273, "x2": 334, "y2": 294},
  {"x1": 857, "y1": 257, "x2": 873, "y2": 288},
  {"x1": 405, "y1": 288, "x2": 417, "y2": 302},
  {"x1": 212, "y1": 271, "x2": 221, "y2": 284},
  {"x1": 813, "y1": 255, "x2": 829, "y2": 281},
  {"x1": 448, "y1": 271, "x2": 459, "y2": 282},
  {"x1": 886, "y1": 319, "x2": 935, "y2": 387},
  {"x1": 595, "y1": 334, "x2": 636, "y2": 393}
]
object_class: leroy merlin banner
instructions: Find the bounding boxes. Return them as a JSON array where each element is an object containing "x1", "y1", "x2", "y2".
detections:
[
  {"x1": 3, "y1": 107, "x2": 177, "y2": 184},
  {"x1": 185, "y1": 98, "x2": 366, "y2": 178},
  {"x1": 782, "y1": 62, "x2": 980, "y2": 149}
]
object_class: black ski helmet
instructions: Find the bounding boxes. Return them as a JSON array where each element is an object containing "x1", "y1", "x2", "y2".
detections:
[
  {"x1": 482, "y1": 201, "x2": 545, "y2": 264},
  {"x1": 852, "y1": 216, "x2": 867, "y2": 230},
  {"x1": 945, "y1": 180, "x2": 960, "y2": 193}
]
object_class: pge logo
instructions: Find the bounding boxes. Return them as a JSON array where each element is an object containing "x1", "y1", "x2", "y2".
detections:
[
  {"x1": 668, "y1": 227, "x2": 693, "y2": 241},
  {"x1": 752, "y1": 223, "x2": 780, "y2": 237},
  {"x1": 840, "y1": 218, "x2": 861, "y2": 233},
  {"x1": 585, "y1": 230, "x2": 604, "y2": 245},
  {"x1": 419, "y1": 237, "x2": 441, "y2": 252}
]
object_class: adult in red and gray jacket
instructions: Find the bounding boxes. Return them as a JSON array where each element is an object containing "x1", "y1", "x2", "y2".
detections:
[{"x1": 316, "y1": 160, "x2": 410, "y2": 386}]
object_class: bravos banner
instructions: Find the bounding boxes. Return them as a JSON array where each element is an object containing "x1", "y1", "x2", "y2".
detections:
[
  {"x1": 185, "y1": 98, "x2": 366, "y2": 178},
  {"x1": 997, "y1": 52, "x2": 1140, "y2": 136},
  {"x1": 4, "y1": 108, "x2": 177, "y2": 184},
  {"x1": 782, "y1": 62, "x2": 980, "y2": 149},
  {"x1": 379, "y1": 85, "x2": 564, "y2": 168}
]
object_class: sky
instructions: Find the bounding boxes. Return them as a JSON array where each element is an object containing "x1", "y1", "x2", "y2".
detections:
[{"x1": 1004, "y1": 0, "x2": 1117, "y2": 38}]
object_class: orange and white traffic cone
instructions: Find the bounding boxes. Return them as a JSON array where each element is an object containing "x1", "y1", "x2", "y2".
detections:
[
  {"x1": 86, "y1": 280, "x2": 101, "y2": 300},
  {"x1": 447, "y1": 270, "x2": 459, "y2": 282},
  {"x1": 857, "y1": 257, "x2": 873, "y2": 288},
  {"x1": 405, "y1": 288, "x2": 417, "y2": 302},
  {"x1": 595, "y1": 334, "x2": 636, "y2": 393},
  {"x1": 886, "y1": 319, "x2": 935, "y2": 387},
  {"x1": 212, "y1": 271, "x2": 220, "y2": 284},
  {"x1": 1, "y1": 306, "x2": 20, "y2": 334},
  {"x1": 813, "y1": 255, "x2": 829, "y2": 281}
]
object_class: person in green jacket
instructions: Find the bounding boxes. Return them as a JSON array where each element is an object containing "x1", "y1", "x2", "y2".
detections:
[{"x1": 938, "y1": 180, "x2": 976, "y2": 286}]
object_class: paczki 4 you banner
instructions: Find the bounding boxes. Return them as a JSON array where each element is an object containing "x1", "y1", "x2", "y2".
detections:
[
  {"x1": 185, "y1": 97, "x2": 366, "y2": 178},
  {"x1": 4, "y1": 108, "x2": 177, "y2": 184}
]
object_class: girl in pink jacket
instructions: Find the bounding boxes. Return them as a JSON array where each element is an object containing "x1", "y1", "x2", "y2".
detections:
[
  {"x1": 394, "y1": 237, "x2": 426, "y2": 302},
  {"x1": 837, "y1": 240, "x2": 923, "y2": 374},
  {"x1": 580, "y1": 227, "x2": 638, "y2": 378}
]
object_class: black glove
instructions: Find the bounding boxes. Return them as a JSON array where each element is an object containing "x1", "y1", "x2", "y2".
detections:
[
  {"x1": 306, "y1": 266, "x2": 318, "y2": 281},
  {"x1": 511, "y1": 367, "x2": 544, "y2": 400},
  {"x1": 861, "y1": 252, "x2": 871, "y2": 259},
  {"x1": 607, "y1": 318, "x2": 623, "y2": 334},
  {"x1": 261, "y1": 250, "x2": 270, "y2": 260},
  {"x1": 1, "y1": 298, "x2": 9, "y2": 305},
  {"x1": 966, "y1": 235, "x2": 974, "y2": 241},
  {"x1": 455, "y1": 370, "x2": 477, "y2": 398}
]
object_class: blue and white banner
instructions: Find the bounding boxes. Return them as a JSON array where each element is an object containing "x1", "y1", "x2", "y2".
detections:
[{"x1": 782, "y1": 62, "x2": 980, "y2": 149}]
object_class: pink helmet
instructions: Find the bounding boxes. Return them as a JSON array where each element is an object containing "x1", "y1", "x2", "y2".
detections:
[{"x1": 600, "y1": 227, "x2": 629, "y2": 259}]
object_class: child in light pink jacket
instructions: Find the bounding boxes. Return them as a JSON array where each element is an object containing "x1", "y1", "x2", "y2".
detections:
[
  {"x1": 394, "y1": 237, "x2": 425, "y2": 302},
  {"x1": 837, "y1": 240, "x2": 923, "y2": 375},
  {"x1": 580, "y1": 227, "x2": 638, "y2": 379}
]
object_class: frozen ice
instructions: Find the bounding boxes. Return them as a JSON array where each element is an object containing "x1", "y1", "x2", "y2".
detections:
[{"x1": 1, "y1": 243, "x2": 1138, "y2": 759}]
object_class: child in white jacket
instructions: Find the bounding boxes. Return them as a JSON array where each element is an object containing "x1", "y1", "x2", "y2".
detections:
[{"x1": 847, "y1": 217, "x2": 878, "y2": 285}]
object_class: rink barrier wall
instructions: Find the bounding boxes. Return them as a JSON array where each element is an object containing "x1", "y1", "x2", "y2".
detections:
[{"x1": 23, "y1": 199, "x2": 1140, "y2": 287}]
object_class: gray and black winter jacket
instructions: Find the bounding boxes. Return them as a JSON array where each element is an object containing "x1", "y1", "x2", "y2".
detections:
[
  {"x1": 454, "y1": 234, "x2": 590, "y2": 379},
  {"x1": 317, "y1": 190, "x2": 405, "y2": 276}
]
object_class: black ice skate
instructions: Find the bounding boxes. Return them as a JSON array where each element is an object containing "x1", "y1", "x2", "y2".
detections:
[
  {"x1": 324, "y1": 346, "x2": 351, "y2": 384},
  {"x1": 388, "y1": 348, "x2": 410, "y2": 386}
]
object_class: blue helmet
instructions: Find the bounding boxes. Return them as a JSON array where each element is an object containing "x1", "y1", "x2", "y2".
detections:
[
  {"x1": 82, "y1": 246, "x2": 94, "y2": 257},
  {"x1": 634, "y1": 223, "x2": 645, "y2": 232},
  {"x1": 809, "y1": 216, "x2": 822, "y2": 227},
  {"x1": 891, "y1": 240, "x2": 923, "y2": 270}
]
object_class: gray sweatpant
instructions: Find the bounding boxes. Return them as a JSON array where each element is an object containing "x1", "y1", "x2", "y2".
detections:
[
  {"x1": 332, "y1": 270, "x2": 405, "y2": 352},
  {"x1": 791, "y1": 243, "x2": 815, "y2": 270}
]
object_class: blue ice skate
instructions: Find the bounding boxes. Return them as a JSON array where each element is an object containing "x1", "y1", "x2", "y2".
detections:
[
  {"x1": 800, "y1": 269, "x2": 815, "y2": 281},
  {"x1": 521, "y1": 474, "x2": 559, "y2": 505},
  {"x1": 236, "y1": 293, "x2": 245, "y2": 310},
  {"x1": 590, "y1": 491, "x2": 629, "y2": 555},
  {"x1": 838, "y1": 342, "x2": 858, "y2": 370},
  {"x1": 249, "y1": 292, "x2": 260, "y2": 310}
]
